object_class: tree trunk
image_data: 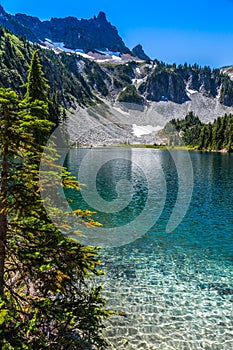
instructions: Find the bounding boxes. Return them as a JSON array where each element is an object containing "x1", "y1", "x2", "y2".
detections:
[
  {"x1": 0, "y1": 126, "x2": 9, "y2": 350},
  {"x1": 0, "y1": 209, "x2": 7, "y2": 296},
  {"x1": 0, "y1": 123, "x2": 9, "y2": 297}
]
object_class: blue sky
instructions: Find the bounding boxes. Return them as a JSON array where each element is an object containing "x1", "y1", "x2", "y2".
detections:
[{"x1": 1, "y1": 0, "x2": 233, "y2": 67}]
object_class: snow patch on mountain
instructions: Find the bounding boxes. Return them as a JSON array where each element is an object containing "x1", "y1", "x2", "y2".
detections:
[
  {"x1": 95, "y1": 49, "x2": 121, "y2": 57},
  {"x1": 132, "y1": 124, "x2": 162, "y2": 137},
  {"x1": 96, "y1": 55, "x2": 121, "y2": 63},
  {"x1": 132, "y1": 78, "x2": 144, "y2": 85},
  {"x1": 186, "y1": 88, "x2": 197, "y2": 96},
  {"x1": 40, "y1": 39, "x2": 143, "y2": 64},
  {"x1": 76, "y1": 52, "x2": 95, "y2": 60}
]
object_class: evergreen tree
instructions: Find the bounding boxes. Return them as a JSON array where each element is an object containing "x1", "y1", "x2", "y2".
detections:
[
  {"x1": 25, "y1": 49, "x2": 49, "y2": 103},
  {"x1": 0, "y1": 89, "x2": 20, "y2": 298},
  {"x1": 23, "y1": 49, "x2": 60, "y2": 143},
  {"x1": 198, "y1": 123, "x2": 212, "y2": 150},
  {"x1": 0, "y1": 52, "x2": 110, "y2": 349}
]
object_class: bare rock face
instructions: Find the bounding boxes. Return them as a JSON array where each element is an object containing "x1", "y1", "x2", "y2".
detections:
[
  {"x1": 138, "y1": 64, "x2": 233, "y2": 106},
  {"x1": 0, "y1": 6, "x2": 130, "y2": 54},
  {"x1": 0, "y1": 5, "x2": 38, "y2": 41},
  {"x1": 132, "y1": 44, "x2": 150, "y2": 61},
  {"x1": 140, "y1": 70, "x2": 189, "y2": 104}
]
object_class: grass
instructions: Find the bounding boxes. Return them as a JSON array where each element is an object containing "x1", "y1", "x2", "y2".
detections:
[
  {"x1": 70, "y1": 142, "x2": 199, "y2": 151},
  {"x1": 107, "y1": 143, "x2": 196, "y2": 151}
]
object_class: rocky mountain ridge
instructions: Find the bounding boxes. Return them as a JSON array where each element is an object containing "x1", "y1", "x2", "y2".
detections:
[
  {"x1": 1, "y1": 8, "x2": 233, "y2": 145},
  {"x1": 0, "y1": 6, "x2": 130, "y2": 54},
  {"x1": 132, "y1": 44, "x2": 150, "y2": 61}
]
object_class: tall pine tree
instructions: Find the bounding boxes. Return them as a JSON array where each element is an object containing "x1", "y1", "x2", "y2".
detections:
[
  {"x1": 25, "y1": 49, "x2": 49, "y2": 103},
  {"x1": 0, "y1": 51, "x2": 110, "y2": 350}
]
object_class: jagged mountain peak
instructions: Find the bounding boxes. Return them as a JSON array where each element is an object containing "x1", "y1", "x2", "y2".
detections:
[
  {"x1": 0, "y1": 4, "x2": 6, "y2": 13},
  {"x1": 1, "y1": 24, "x2": 233, "y2": 147},
  {"x1": 0, "y1": 4, "x2": 8, "y2": 19},
  {"x1": 0, "y1": 5, "x2": 130, "y2": 54},
  {"x1": 132, "y1": 44, "x2": 150, "y2": 61},
  {"x1": 96, "y1": 11, "x2": 107, "y2": 22}
]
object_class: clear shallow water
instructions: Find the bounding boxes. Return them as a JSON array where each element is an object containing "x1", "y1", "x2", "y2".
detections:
[{"x1": 66, "y1": 148, "x2": 233, "y2": 349}]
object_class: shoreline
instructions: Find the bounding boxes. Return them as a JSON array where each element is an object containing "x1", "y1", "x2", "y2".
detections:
[{"x1": 70, "y1": 143, "x2": 232, "y2": 153}]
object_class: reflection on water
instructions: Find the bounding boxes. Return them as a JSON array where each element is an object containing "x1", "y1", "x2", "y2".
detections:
[{"x1": 66, "y1": 149, "x2": 233, "y2": 350}]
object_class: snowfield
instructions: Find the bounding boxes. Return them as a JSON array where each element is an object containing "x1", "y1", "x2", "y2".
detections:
[{"x1": 132, "y1": 124, "x2": 162, "y2": 137}]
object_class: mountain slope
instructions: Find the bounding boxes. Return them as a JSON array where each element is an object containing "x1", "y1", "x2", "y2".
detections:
[
  {"x1": 138, "y1": 62, "x2": 233, "y2": 105},
  {"x1": 1, "y1": 12, "x2": 233, "y2": 145},
  {"x1": 0, "y1": 26, "x2": 108, "y2": 107}
]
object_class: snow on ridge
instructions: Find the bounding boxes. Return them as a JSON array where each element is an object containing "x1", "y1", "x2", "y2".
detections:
[
  {"x1": 76, "y1": 52, "x2": 94, "y2": 59},
  {"x1": 96, "y1": 56, "x2": 123, "y2": 63},
  {"x1": 43, "y1": 40, "x2": 123, "y2": 61},
  {"x1": 74, "y1": 49, "x2": 85, "y2": 53},
  {"x1": 42, "y1": 39, "x2": 140, "y2": 64},
  {"x1": 132, "y1": 78, "x2": 144, "y2": 85},
  {"x1": 95, "y1": 49, "x2": 121, "y2": 57},
  {"x1": 186, "y1": 88, "x2": 197, "y2": 96},
  {"x1": 44, "y1": 39, "x2": 85, "y2": 54},
  {"x1": 53, "y1": 42, "x2": 67, "y2": 50},
  {"x1": 112, "y1": 55, "x2": 121, "y2": 61}
]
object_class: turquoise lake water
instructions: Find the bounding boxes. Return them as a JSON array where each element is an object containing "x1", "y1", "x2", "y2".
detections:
[{"x1": 66, "y1": 148, "x2": 233, "y2": 350}]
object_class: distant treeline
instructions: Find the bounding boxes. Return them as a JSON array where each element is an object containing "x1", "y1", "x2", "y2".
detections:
[{"x1": 163, "y1": 111, "x2": 233, "y2": 152}]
